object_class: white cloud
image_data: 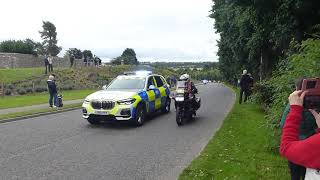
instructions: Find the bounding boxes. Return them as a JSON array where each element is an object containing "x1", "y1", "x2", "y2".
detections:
[{"x1": 0, "y1": 0, "x2": 219, "y2": 62}]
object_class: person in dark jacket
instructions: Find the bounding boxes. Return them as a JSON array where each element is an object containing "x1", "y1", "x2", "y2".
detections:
[
  {"x1": 239, "y1": 70, "x2": 251, "y2": 104},
  {"x1": 44, "y1": 56, "x2": 49, "y2": 74},
  {"x1": 47, "y1": 75, "x2": 58, "y2": 108}
]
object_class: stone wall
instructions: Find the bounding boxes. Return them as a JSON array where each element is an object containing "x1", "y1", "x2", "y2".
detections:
[{"x1": 0, "y1": 53, "x2": 71, "y2": 68}]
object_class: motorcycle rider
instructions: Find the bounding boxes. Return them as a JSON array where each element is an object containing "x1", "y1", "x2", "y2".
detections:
[{"x1": 175, "y1": 74, "x2": 198, "y2": 110}]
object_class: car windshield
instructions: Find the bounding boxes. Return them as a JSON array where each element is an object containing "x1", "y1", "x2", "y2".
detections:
[{"x1": 107, "y1": 77, "x2": 146, "y2": 90}]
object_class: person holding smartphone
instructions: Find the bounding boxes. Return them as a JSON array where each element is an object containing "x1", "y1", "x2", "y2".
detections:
[{"x1": 280, "y1": 90, "x2": 320, "y2": 180}]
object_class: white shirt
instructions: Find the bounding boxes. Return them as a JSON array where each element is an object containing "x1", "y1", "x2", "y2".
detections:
[
  {"x1": 48, "y1": 56, "x2": 53, "y2": 64},
  {"x1": 305, "y1": 168, "x2": 320, "y2": 180}
]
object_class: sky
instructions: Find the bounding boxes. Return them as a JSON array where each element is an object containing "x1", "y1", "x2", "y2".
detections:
[{"x1": 0, "y1": 0, "x2": 219, "y2": 62}]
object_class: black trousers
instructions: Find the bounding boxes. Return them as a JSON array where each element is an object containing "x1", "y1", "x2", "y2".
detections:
[
  {"x1": 288, "y1": 161, "x2": 306, "y2": 180},
  {"x1": 49, "y1": 64, "x2": 53, "y2": 72},
  {"x1": 45, "y1": 64, "x2": 49, "y2": 74},
  {"x1": 239, "y1": 88, "x2": 249, "y2": 104}
]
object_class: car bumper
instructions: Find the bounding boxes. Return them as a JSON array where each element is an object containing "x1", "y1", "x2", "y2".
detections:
[{"x1": 82, "y1": 102, "x2": 135, "y2": 121}]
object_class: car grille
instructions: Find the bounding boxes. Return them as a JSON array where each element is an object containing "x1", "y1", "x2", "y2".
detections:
[{"x1": 91, "y1": 101, "x2": 115, "y2": 110}]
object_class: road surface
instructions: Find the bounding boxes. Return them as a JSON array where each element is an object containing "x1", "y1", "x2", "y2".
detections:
[{"x1": 0, "y1": 83, "x2": 235, "y2": 180}]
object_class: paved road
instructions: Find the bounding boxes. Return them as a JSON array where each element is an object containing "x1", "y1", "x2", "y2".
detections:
[{"x1": 0, "y1": 83, "x2": 235, "y2": 180}]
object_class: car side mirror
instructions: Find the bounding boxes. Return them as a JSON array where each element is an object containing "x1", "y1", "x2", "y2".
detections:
[
  {"x1": 148, "y1": 85, "x2": 156, "y2": 90},
  {"x1": 102, "y1": 85, "x2": 107, "y2": 90}
]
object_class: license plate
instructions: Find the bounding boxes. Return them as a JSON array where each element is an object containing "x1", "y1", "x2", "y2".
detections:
[{"x1": 94, "y1": 111, "x2": 108, "y2": 115}]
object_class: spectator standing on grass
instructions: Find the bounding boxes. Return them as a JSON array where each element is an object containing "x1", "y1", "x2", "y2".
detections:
[
  {"x1": 239, "y1": 69, "x2": 251, "y2": 104},
  {"x1": 47, "y1": 75, "x2": 58, "y2": 108},
  {"x1": 94, "y1": 55, "x2": 98, "y2": 67},
  {"x1": 84, "y1": 56, "x2": 88, "y2": 66},
  {"x1": 98, "y1": 58, "x2": 102, "y2": 67},
  {"x1": 44, "y1": 55, "x2": 49, "y2": 74},
  {"x1": 69, "y1": 53, "x2": 75, "y2": 68},
  {"x1": 48, "y1": 54, "x2": 53, "y2": 72},
  {"x1": 280, "y1": 90, "x2": 320, "y2": 180},
  {"x1": 280, "y1": 79, "x2": 317, "y2": 180}
]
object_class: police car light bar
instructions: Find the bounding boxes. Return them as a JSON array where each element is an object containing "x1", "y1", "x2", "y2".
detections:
[{"x1": 135, "y1": 71, "x2": 152, "y2": 76}]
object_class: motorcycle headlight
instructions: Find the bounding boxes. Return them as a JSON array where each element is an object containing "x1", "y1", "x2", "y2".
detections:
[
  {"x1": 117, "y1": 98, "x2": 136, "y2": 105},
  {"x1": 175, "y1": 97, "x2": 184, "y2": 102}
]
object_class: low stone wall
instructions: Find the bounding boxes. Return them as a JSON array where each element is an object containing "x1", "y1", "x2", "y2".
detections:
[{"x1": 0, "y1": 53, "x2": 71, "y2": 68}]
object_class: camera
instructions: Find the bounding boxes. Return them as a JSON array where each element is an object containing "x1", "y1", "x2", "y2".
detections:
[{"x1": 300, "y1": 78, "x2": 320, "y2": 109}]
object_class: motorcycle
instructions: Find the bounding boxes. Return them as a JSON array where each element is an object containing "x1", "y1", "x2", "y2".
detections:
[{"x1": 173, "y1": 81, "x2": 201, "y2": 126}]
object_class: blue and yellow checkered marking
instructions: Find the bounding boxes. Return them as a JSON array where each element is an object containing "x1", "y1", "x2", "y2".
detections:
[{"x1": 84, "y1": 86, "x2": 170, "y2": 120}]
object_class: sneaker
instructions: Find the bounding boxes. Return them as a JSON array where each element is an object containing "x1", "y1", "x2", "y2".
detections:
[{"x1": 53, "y1": 105, "x2": 57, "y2": 108}]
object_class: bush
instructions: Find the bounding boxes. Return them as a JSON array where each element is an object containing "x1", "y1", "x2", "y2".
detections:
[
  {"x1": 35, "y1": 86, "x2": 47, "y2": 93},
  {"x1": 25, "y1": 87, "x2": 33, "y2": 93},
  {"x1": 257, "y1": 39, "x2": 320, "y2": 151},
  {"x1": 5, "y1": 84, "x2": 14, "y2": 89},
  {"x1": 4, "y1": 89, "x2": 12, "y2": 96},
  {"x1": 17, "y1": 88, "x2": 27, "y2": 95}
]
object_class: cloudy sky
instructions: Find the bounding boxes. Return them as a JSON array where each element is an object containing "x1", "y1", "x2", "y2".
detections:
[{"x1": 0, "y1": 0, "x2": 219, "y2": 62}]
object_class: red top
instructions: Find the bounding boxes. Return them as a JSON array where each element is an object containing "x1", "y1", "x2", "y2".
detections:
[{"x1": 280, "y1": 105, "x2": 320, "y2": 169}]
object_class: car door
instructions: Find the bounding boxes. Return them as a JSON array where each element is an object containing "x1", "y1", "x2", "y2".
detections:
[
  {"x1": 146, "y1": 76, "x2": 157, "y2": 112},
  {"x1": 154, "y1": 76, "x2": 167, "y2": 110}
]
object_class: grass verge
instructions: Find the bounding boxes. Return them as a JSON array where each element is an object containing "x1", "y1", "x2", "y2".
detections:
[
  {"x1": 0, "y1": 67, "x2": 46, "y2": 83},
  {"x1": 0, "y1": 89, "x2": 95, "y2": 109},
  {"x1": 179, "y1": 88, "x2": 289, "y2": 180},
  {"x1": 0, "y1": 103, "x2": 82, "y2": 121}
]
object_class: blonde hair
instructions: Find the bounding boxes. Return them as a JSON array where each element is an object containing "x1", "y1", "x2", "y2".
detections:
[{"x1": 48, "y1": 75, "x2": 55, "y2": 80}]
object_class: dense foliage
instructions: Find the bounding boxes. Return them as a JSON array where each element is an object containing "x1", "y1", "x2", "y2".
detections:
[
  {"x1": 67, "y1": 48, "x2": 83, "y2": 59},
  {"x1": 0, "y1": 39, "x2": 41, "y2": 56},
  {"x1": 82, "y1": 50, "x2": 93, "y2": 59},
  {"x1": 257, "y1": 39, "x2": 320, "y2": 150},
  {"x1": 211, "y1": 0, "x2": 320, "y2": 82},
  {"x1": 39, "y1": 21, "x2": 62, "y2": 56},
  {"x1": 111, "y1": 48, "x2": 139, "y2": 65}
]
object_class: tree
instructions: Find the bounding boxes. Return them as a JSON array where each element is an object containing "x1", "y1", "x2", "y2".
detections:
[
  {"x1": 67, "y1": 48, "x2": 83, "y2": 59},
  {"x1": 111, "y1": 48, "x2": 139, "y2": 65},
  {"x1": 210, "y1": 0, "x2": 320, "y2": 82},
  {"x1": 0, "y1": 39, "x2": 41, "y2": 56},
  {"x1": 82, "y1": 50, "x2": 93, "y2": 59},
  {"x1": 39, "y1": 21, "x2": 62, "y2": 56}
]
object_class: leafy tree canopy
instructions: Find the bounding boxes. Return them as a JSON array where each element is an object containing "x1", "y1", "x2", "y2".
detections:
[
  {"x1": 111, "y1": 48, "x2": 139, "y2": 65},
  {"x1": 39, "y1": 21, "x2": 62, "y2": 56},
  {"x1": 0, "y1": 39, "x2": 41, "y2": 56}
]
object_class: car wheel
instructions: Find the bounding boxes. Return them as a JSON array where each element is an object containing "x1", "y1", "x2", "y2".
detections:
[
  {"x1": 87, "y1": 117, "x2": 100, "y2": 125},
  {"x1": 134, "y1": 104, "x2": 146, "y2": 126},
  {"x1": 161, "y1": 98, "x2": 171, "y2": 113}
]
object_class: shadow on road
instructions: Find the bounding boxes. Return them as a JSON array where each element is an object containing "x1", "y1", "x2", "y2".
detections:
[{"x1": 84, "y1": 111, "x2": 169, "y2": 130}]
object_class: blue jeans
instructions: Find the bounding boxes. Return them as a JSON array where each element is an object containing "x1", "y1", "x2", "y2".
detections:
[{"x1": 49, "y1": 93, "x2": 58, "y2": 107}]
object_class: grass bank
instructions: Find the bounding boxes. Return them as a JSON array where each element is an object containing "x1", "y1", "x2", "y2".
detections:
[
  {"x1": 179, "y1": 88, "x2": 288, "y2": 180},
  {"x1": 0, "y1": 67, "x2": 44, "y2": 83},
  {"x1": 0, "y1": 89, "x2": 95, "y2": 109},
  {"x1": 0, "y1": 103, "x2": 82, "y2": 121}
]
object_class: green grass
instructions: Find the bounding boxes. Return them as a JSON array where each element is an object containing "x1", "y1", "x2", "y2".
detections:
[
  {"x1": 0, "y1": 67, "x2": 44, "y2": 83},
  {"x1": 0, "y1": 103, "x2": 81, "y2": 121},
  {"x1": 0, "y1": 89, "x2": 95, "y2": 109},
  {"x1": 179, "y1": 88, "x2": 289, "y2": 180}
]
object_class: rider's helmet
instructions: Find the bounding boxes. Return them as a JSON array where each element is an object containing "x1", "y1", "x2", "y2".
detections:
[{"x1": 180, "y1": 74, "x2": 190, "y2": 81}]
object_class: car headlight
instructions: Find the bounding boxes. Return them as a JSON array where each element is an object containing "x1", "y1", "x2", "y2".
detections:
[
  {"x1": 83, "y1": 99, "x2": 90, "y2": 104},
  {"x1": 117, "y1": 98, "x2": 136, "y2": 105}
]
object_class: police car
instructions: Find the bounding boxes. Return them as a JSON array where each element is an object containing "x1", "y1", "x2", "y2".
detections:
[{"x1": 82, "y1": 71, "x2": 171, "y2": 126}]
